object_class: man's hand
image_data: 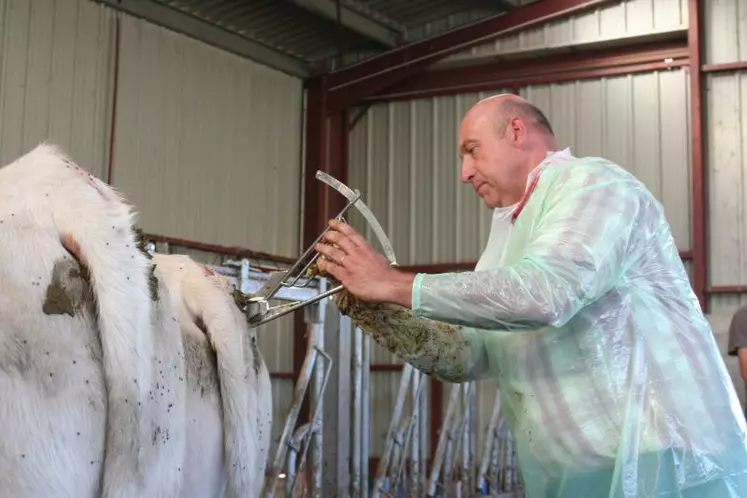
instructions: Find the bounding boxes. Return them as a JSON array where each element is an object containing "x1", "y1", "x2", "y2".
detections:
[{"x1": 314, "y1": 219, "x2": 415, "y2": 307}]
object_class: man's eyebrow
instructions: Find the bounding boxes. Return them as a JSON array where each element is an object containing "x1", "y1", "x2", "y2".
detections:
[
  {"x1": 459, "y1": 140, "x2": 476, "y2": 156},
  {"x1": 458, "y1": 143, "x2": 467, "y2": 159}
]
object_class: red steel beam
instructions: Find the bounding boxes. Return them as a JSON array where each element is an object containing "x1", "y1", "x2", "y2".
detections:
[
  {"x1": 364, "y1": 40, "x2": 689, "y2": 103},
  {"x1": 710, "y1": 286, "x2": 747, "y2": 295},
  {"x1": 327, "y1": 111, "x2": 350, "y2": 226},
  {"x1": 702, "y1": 61, "x2": 747, "y2": 74},
  {"x1": 325, "y1": 0, "x2": 620, "y2": 112},
  {"x1": 370, "y1": 364, "x2": 404, "y2": 372},
  {"x1": 688, "y1": 0, "x2": 708, "y2": 313},
  {"x1": 296, "y1": 76, "x2": 329, "y2": 431},
  {"x1": 140, "y1": 232, "x2": 296, "y2": 265},
  {"x1": 295, "y1": 80, "x2": 350, "y2": 433},
  {"x1": 270, "y1": 371, "x2": 296, "y2": 380}
]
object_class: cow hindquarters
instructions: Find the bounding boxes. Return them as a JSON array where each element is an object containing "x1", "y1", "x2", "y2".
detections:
[{"x1": 0, "y1": 235, "x2": 106, "y2": 497}]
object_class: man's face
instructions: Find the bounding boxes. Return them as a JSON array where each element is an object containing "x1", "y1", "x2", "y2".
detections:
[{"x1": 458, "y1": 111, "x2": 527, "y2": 208}]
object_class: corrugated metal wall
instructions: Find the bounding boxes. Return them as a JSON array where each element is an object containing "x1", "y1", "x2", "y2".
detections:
[
  {"x1": 520, "y1": 71, "x2": 692, "y2": 251},
  {"x1": 0, "y1": 0, "x2": 304, "y2": 461},
  {"x1": 702, "y1": 0, "x2": 747, "y2": 403},
  {"x1": 440, "y1": 0, "x2": 687, "y2": 65},
  {"x1": 0, "y1": 0, "x2": 115, "y2": 175},
  {"x1": 704, "y1": 0, "x2": 747, "y2": 65},
  {"x1": 111, "y1": 14, "x2": 303, "y2": 259}
]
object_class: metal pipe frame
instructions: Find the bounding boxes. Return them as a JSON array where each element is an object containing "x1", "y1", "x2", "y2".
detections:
[
  {"x1": 478, "y1": 394, "x2": 503, "y2": 494},
  {"x1": 427, "y1": 385, "x2": 461, "y2": 498},
  {"x1": 261, "y1": 278, "x2": 334, "y2": 498},
  {"x1": 362, "y1": 334, "x2": 371, "y2": 498},
  {"x1": 286, "y1": 423, "x2": 313, "y2": 498},
  {"x1": 388, "y1": 374, "x2": 427, "y2": 495},
  {"x1": 352, "y1": 324, "x2": 363, "y2": 498},
  {"x1": 372, "y1": 363, "x2": 414, "y2": 497}
]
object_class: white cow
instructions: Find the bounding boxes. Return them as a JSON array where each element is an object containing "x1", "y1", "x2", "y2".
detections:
[{"x1": 0, "y1": 143, "x2": 272, "y2": 498}]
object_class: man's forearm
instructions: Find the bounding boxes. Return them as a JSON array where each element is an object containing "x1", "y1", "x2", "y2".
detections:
[{"x1": 333, "y1": 290, "x2": 486, "y2": 383}]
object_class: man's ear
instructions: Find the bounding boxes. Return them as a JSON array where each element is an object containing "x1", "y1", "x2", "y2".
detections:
[{"x1": 509, "y1": 116, "x2": 525, "y2": 145}]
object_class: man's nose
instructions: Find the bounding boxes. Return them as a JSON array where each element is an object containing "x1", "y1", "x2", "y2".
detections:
[{"x1": 460, "y1": 158, "x2": 475, "y2": 183}]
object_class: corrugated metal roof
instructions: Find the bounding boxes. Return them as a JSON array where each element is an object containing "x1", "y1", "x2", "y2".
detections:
[
  {"x1": 153, "y1": 0, "x2": 379, "y2": 61},
  {"x1": 358, "y1": 0, "x2": 493, "y2": 27},
  {"x1": 99, "y1": 0, "x2": 514, "y2": 76}
]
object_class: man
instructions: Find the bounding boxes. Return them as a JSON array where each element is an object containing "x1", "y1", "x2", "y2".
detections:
[
  {"x1": 315, "y1": 94, "x2": 747, "y2": 497},
  {"x1": 727, "y1": 304, "x2": 747, "y2": 415}
]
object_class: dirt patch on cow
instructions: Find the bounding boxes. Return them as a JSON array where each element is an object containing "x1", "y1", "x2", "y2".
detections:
[
  {"x1": 148, "y1": 264, "x2": 159, "y2": 302},
  {"x1": 250, "y1": 335, "x2": 261, "y2": 376},
  {"x1": 183, "y1": 330, "x2": 219, "y2": 398},
  {"x1": 42, "y1": 258, "x2": 96, "y2": 318},
  {"x1": 43, "y1": 284, "x2": 75, "y2": 316}
]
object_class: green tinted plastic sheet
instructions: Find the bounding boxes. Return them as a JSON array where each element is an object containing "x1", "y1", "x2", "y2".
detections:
[{"x1": 411, "y1": 154, "x2": 747, "y2": 497}]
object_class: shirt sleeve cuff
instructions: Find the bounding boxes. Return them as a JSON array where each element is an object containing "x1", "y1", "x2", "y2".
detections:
[{"x1": 411, "y1": 273, "x2": 425, "y2": 315}]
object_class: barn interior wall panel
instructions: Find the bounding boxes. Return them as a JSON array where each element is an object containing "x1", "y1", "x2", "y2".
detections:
[
  {"x1": 704, "y1": 0, "x2": 747, "y2": 65},
  {"x1": 520, "y1": 70, "x2": 692, "y2": 252},
  {"x1": 706, "y1": 71, "x2": 747, "y2": 312},
  {"x1": 0, "y1": 0, "x2": 115, "y2": 177},
  {"x1": 702, "y1": 0, "x2": 747, "y2": 408},
  {"x1": 111, "y1": 14, "x2": 303, "y2": 260},
  {"x1": 439, "y1": 0, "x2": 687, "y2": 66}
]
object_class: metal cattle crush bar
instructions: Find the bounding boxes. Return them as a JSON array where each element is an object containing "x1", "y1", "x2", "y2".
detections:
[{"x1": 147, "y1": 243, "x2": 522, "y2": 497}]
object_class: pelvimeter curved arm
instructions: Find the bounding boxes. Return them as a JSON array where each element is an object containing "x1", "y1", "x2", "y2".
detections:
[{"x1": 243, "y1": 171, "x2": 398, "y2": 328}]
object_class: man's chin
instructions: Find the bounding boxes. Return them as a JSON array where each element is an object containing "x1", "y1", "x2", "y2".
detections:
[{"x1": 480, "y1": 195, "x2": 499, "y2": 208}]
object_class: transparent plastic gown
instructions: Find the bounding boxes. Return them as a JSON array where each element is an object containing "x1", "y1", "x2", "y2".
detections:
[
  {"x1": 336, "y1": 152, "x2": 747, "y2": 498},
  {"x1": 410, "y1": 154, "x2": 747, "y2": 497}
]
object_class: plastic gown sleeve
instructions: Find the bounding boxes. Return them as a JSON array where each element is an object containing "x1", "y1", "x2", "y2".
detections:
[
  {"x1": 412, "y1": 167, "x2": 642, "y2": 330},
  {"x1": 333, "y1": 292, "x2": 490, "y2": 382}
]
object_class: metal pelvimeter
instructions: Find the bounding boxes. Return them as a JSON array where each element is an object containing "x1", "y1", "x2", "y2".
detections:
[{"x1": 243, "y1": 171, "x2": 398, "y2": 327}]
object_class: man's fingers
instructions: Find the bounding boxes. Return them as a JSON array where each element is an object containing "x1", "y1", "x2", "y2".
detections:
[
  {"x1": 315, "y1": 242, "x2": 347, "y2": 265},
  {"x1": 321, "y1": 230, "x2": 357, "y2": 255},
  {"x1": 329, "y1": 219, "x2": 372, "y2": 249},
  {"x1": 316, "y1": 257, "x2": 346, "y2": 282}
]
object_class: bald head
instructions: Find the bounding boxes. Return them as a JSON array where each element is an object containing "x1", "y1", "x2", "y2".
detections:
[
  {"x1": 495, "y1": 97, "x2": 554, "y2": 137},
  {"x1": 468, "y1": 93, "x2": 554, "y2": 138},
  {"x1": 458, "y1": 94, "x2": 559, "y2": 208}
]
